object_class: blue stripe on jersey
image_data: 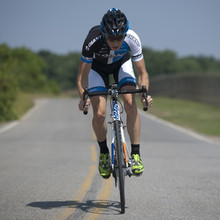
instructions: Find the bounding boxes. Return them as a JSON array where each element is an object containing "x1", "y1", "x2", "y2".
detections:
[
  {"x1": 81, "y1": 56, "x2": 93, "y2": 64},
  {"x1": 88, "y1": 86, "x2": 108, "y2": 92},
  {"x1": 118, "y1": 77, "x2": 136, "y2": 88},
  {"x1": 113, "y1": 41, "x2": 130, "y2": 63}
]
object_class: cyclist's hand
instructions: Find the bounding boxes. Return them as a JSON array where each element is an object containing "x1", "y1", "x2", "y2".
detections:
[
  {"x1": 78, "y1": 98, "x2": 91, "y2": 112},
  {"x1": 141, "y1": 95, "x2": 153, "y2": 108},
  {"x1": 147, "y1": 95, "x2": 153, "y2": 106}
]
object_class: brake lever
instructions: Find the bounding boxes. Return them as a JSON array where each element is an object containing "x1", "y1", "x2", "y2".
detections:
[
  {"x1": 142, "y1": 86, "x2": 149, "y2": 111},
  {"x1": 83, "y1": 88, "x2": 88, "y2": 115}
]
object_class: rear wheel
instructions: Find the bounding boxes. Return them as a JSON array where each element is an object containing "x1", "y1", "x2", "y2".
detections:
[{"x1": 114, "y1": 120, "x2": 125, "y2": 213}]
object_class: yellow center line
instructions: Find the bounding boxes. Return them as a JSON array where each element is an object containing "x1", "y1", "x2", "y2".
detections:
[
  {"x1": 84, "y1": 177, "x2": 113, "y2": 220},
  {"x1": 52, "y1": 145, "x2": 97, "y2": 220},
  {"x1": 83, "y1": 132, "x2": 114, "y2": 219}
]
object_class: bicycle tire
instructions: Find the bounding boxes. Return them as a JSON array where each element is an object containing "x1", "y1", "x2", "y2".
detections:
[{"x1": 114, "y1": 120, "x2": 125, "y2": 213}]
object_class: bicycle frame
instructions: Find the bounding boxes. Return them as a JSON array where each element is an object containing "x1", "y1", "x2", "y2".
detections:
[{"x1": 110, "y1": 96, "x2": 131, "y2": 178}]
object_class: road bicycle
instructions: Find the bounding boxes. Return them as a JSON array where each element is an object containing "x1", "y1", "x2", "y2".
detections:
[{"x1": 82, "y1": 84, "x2": 148, "y2": 213}]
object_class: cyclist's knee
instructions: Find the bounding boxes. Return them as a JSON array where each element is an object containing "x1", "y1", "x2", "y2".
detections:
[
  {"x1": 124, "y1": 98, "x2": 137, "y2": 115},
  {"x1": 91, "y1": 96, "x2": 107, "y2": 122},
  {"x1": 93, "y1": 111, "x2": 106, "y2": 123}
]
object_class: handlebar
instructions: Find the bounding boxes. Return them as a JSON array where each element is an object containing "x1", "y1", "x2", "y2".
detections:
[
  {"x1": 82, "y1": 85, "x2": 149, "y2": 114},
  {"x1": 83, "y1": 88, "x2": 89, "y2": 115}
]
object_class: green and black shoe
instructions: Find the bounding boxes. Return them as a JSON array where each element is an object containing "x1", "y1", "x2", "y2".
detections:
[
  {"x1": 131, "y1": 154, "x2": 144, "y2": 176},
  {"x1": 99, "y1": 153, "x2": 111, "y2": 179}
]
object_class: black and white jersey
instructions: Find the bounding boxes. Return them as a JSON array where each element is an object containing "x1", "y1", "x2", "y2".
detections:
[{"x1": 81, "y1": 25, "x2": 143, "y2": 65}]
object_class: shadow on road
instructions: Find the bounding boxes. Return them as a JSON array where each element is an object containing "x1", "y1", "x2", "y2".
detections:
[{"x1": 27, "y1": 199, "x2": 122, "y2": 215}]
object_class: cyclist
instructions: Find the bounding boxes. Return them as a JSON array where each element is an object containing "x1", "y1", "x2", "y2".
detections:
[{"x1": 77, "y1": 8, "x2": 153, "y2": 179}]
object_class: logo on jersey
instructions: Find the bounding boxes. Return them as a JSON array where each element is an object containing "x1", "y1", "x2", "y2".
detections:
[
  {"x1": 96, "y1": 52, "x2": 126, "y2": 59},
  {"x1": 127, "y1": 34, "x2": 140, "y2": 47},
  {"x1": 85, "y1": 35, "x2": 102, "y2": 51}
]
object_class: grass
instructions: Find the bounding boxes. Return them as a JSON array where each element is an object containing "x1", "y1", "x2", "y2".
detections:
[
  {"x1": 12, "y1": 92, "x2": 34, "y2": 119},
  {"x1": 137, "y1": 96, "x2": 220, "y2": 137},
  {"x1": 10, "y1": 91, "x2": 60, "y2": 121}
]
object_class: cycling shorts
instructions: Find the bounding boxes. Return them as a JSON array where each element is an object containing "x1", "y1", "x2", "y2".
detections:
[{"x1": 88, "y1": 55, "x2": 136, "y2": 92}]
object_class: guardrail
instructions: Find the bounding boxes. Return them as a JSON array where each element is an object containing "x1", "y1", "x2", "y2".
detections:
[{"x1": 149, "y1": 74, "x2": 220, "y2": 106}]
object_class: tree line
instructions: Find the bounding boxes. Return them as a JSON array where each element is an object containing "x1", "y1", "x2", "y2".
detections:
[
  {"x1": 142, "y1": 48, "x2": 220, "y2": 76},
  {"x1": 1, "y1": 43, "x2": 220, "y2": 121}
]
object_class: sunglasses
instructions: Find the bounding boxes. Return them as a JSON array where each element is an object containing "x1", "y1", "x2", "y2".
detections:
[{"x1": 105, "y1": 34, "x2": 126, "y2": 42}]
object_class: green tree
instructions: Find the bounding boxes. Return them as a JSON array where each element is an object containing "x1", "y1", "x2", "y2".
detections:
[
  {"x1": 0, "y1": 44, "x2": 60, "y2": 121},
  {"x1": 0, "y1": 44, "x2": 18, "y2": 121},
  {"x1": 0, "y1": 44, "x2": 60, "y2": 93},
  {"x1": 174, "y1": 57, "x2": 202, "y2": 73},
  {"x1": 10, "y1": 47, "x2": 48, "y2": 92},
  {"x1": 142, "y1": 47, "x2": 220, "y2": 77},
  {"x1": 142, "y1": 48, "x2": 177, "y2": 77},
  {"x1": 0, "y1": 73, "x2": 18, "y2": 121},
  {"x1": 38, "y1": 50, "x2": 80, "y2": 90}
]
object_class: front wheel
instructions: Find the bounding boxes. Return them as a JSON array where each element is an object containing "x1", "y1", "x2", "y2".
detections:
[{"x1": 114, "y1": 120, "x2": 125, "y2": 213}]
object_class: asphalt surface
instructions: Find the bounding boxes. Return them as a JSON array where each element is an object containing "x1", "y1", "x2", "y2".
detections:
[{"x1": 0, "y1": 98, "x2": 220, "y2": 220}]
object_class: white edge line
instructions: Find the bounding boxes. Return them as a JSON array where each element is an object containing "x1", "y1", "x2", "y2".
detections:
[
  {"x1": 20, "y1": 99, "x2": 48, "y2": 121},
  {"x1": 0, "y1": 99, "x2": 48, "y2": 134},
  {"x1": 0, "y1": 121, "x2": 19, "y2": 134},
  {"x1": 139, "y1": 110, "x2": 218, "y2": 145}
]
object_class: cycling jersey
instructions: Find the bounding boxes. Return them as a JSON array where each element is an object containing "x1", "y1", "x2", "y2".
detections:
[{"x1": 81, "y1": 25, "x2": 143, "y2": 65}]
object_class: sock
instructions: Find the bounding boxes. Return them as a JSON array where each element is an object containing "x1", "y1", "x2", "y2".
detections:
[
  {"x1": 98, "y1": 140, "x2": 109, "y2": 154},
  {"x1": 131, "y1": 144, "x2": 140, "y2": 155}
]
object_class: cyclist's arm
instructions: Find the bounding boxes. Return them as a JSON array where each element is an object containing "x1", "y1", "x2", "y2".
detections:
[
  {"x1": 134, "y1": 58, "x2": 153, "y2": 107},
  {"x1": 77, "y1": 60, "x2": 91, "y2": 99},
  {"x1": 133, "y1": 58, "x2": 149, "y2": 90}
]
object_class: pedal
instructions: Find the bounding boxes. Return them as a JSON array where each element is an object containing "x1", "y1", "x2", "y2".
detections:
[{"x1": 126, "y1": 169, "x2": 133, "y2": 177}]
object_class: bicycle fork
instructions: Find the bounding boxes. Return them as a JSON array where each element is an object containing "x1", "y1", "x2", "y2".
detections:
[{"x1": 111, "y1": 121, "x2": 133, "y2": 178}]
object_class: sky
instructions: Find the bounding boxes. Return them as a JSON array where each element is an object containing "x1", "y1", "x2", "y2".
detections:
[{"x1": 1, "y1": 0, "x2": 220, "y2": 59}]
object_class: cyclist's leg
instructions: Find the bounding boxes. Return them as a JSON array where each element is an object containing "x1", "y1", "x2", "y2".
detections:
[
  {"x1": 117, "y1": 58, "x2": 140, "y2": 145},
  {"x1": 88, "y1": 69, "x2": 108, "y2": 143},
  {"x1": 118, "y1": 59, "x2": 144, "y2": 175},
  {"x1": 90, "y1": 95, "x2": 107, "y2": 142},
  {"x1": 88, "y1": 69, "x2": 111, "y2": 178},
  {"x1": 122, "y1": 85, "x2": 140, "y2": 145}
]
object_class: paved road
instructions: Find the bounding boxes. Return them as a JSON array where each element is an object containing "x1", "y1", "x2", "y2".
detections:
[{"x1": 0, "y1": 98, "x2": 220, "y2": 220}]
